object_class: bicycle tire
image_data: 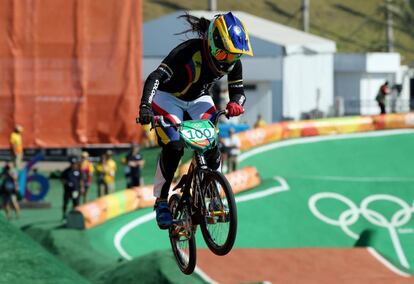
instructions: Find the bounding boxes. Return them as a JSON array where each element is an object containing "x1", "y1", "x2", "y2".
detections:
[
  {"x1": 199, "y1": 170, "x2": 237, "y2": 256},
  {"x1": 168, "y1": 194, "x2": 197, "y2": 274}
]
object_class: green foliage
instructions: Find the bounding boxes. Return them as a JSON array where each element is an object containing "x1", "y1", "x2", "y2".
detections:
[
  {"x1": 391, "y1": 0, "x2": 414, "y2": 38},
  {"x1": 143, "y1": 0, "x2": 414, "y2": 64}
]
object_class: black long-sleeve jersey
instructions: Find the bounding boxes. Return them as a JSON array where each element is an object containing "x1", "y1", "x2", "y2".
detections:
[{"x1": 140, "y1": 38, "x2": 246, "y2": 107}]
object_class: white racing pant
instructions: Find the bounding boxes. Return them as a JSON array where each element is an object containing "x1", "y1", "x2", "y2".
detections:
[{"x1": 151, "y1": 91, "x2": 217, "y2": 198}]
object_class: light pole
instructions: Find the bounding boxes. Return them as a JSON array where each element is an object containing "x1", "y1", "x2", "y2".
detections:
[
  {"x1": 208, "y1": 0, "x2": 217, "y2": 11},
  {"x1": 386, "y1": 0, "x2": 394, "y2": 52},
  {"x1": 302, "y1": 0, "x2": 309, "y2": 32}
]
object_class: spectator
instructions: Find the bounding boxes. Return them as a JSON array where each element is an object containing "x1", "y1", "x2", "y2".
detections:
[
  {"x1": 61, "y1": 156, "x2": 82, "y2": 220},
  {"x1": 375, "y1": 81, "x2": 390, "y2": 114},
  {"x1": 104, "y1": 150, "x2": 117, "y2": 194},
  {"x1": 95, "y1": 154, "x2": 107, "y2": 197},
  {"x1": 9, "y1": 125, "x2": 24, "y2": 170},
  {"x1": 254, "y1": 114, "x2": 267, "y2": 128},
  {"x1": 218, "y1": 137, "x2": 229, "y2": 173},
  {"x1": 80, "y1": 151, "x2": 94, "y2": 204},
  {"x1": 223, "y1": 128, "x2": 241, "y2": 172},
  {"x1": 0, "y1": 163, "x2": 20, "y2": 220},
  {"x1": 123, "y1": 144, "x2": 145, "y2": 188}
]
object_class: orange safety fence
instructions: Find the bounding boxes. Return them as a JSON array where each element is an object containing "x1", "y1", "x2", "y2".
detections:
[
  {"x1": 0, "y1": 0, "x2": 143, "y2": 148},
  {"x1": 68, "y1": 166, "x2": 261, "y2": 229},
  {"x1": 72, "y1": 189, "x2": 140, "y2": 229}
]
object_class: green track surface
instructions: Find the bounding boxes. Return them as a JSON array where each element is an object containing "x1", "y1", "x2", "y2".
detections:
[
  {"x1": 87, "y1": 130, "x2": 414, "y2": 274},
  {"x1": 3, "y1": 130, "x2": 414, "y2": 281}
]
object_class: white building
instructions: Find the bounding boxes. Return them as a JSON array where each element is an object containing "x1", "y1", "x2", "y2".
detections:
[
  {"x1": 334, "y1": 53, "x2": 410, "y2": 115},
  {"x1": 143, "y1": 10, "x2": 336, "y2": 126}
]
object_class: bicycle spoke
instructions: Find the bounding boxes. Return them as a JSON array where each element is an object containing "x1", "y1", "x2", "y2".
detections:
[
  {"x1": 199, "y1": 170, "x2": 237, "y2": 255},
  {"x1": 168, "y1": 194, "x2": 196, "y2": 274}
]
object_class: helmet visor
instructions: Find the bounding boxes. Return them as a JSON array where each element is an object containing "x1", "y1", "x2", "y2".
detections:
[{"x1": 214, "y1": 49, "x2": 242, "y2": 63}]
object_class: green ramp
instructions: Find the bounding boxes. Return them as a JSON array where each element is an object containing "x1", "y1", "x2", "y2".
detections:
[
  {"x1": 23, "y1": 225, "x2": 206, "y2": 284},
  {"x1": 0, "y1": 216, "x2": 89, "y2": 284},
  {"x1": 94, "y1": 250, "x2": 206, "y2": 284}
]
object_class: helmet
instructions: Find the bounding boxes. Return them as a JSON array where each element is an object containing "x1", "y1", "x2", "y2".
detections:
[{"x1": 207, "y1": 12, "x2": 253, "y2": 65}]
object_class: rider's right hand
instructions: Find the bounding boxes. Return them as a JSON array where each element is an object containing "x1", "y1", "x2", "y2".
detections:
[{"x1": 138, "y1": 104, "x2": 154, "y2": 125}]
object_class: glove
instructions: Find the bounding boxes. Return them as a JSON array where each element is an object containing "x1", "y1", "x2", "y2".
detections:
[
  {"x1": 138, "y1": 104, "x2": 154, "y2": 125},
  {"x1": 226, "y1": 102, "x2": 244, "y2": 117}
]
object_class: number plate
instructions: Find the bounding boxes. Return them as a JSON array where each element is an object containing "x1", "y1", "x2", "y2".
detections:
[{"x1": 180, "y1": 120, "x2": 218, "y2": 151}]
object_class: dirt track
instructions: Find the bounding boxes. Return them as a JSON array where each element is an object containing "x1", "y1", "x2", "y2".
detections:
[{"x1": 197, "y1": 248, "x2": 413, "y2": 284}]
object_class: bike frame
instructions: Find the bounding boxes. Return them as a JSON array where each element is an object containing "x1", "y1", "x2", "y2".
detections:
[{"x1": 153, "y1": 110, "x2": 227, "y2": 227}]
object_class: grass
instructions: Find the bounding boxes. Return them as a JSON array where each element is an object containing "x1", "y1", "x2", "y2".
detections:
[
  {"x1": 143, "y1": 0, "x2": 414, "y2": 64},
  {"x1": 1, "y1": 145, "x2": 199, "y2": 284}
]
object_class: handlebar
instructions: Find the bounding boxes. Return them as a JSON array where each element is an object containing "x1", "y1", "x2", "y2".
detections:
[{"x1": 151, "y1": 109, "x2": 228, "y2": 130}]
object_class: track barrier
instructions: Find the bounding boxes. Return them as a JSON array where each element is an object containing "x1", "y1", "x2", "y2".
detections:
[
  {"x1": 67, "y1": 112, "x2": 414, "y2": 229},
  {"x1": 238, "y1": 112, "x2": 414, "y2": 151},
  {"x1": 67, "y1": 166, "x2": 261, "y2": 229}
]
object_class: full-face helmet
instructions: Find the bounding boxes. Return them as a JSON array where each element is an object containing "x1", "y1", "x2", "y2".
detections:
[{"x1": 207, "y1": 12, "x2": 253, "y2": 70}]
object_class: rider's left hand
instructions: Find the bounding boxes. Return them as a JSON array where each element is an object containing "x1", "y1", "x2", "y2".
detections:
[{"x1": 226, "y1": 102, "x2": 244, "y2": 117}]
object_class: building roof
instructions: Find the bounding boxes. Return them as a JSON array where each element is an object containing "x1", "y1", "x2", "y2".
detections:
[{"x1": 144, "y1": 10, "x2": 336, "y2": 57}]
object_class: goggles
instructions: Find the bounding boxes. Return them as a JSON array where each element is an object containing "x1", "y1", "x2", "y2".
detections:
[{"x1": 214, "y1": 49, "x2": 242, "y2": 63}]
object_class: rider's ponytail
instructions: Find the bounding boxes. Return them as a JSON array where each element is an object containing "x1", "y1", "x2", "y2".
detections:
[{"x1": 176, "y1": 12, "x2": 211, "y2": 38}]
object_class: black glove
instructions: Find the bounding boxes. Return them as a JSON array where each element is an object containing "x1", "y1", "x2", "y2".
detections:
[{"x1": 138, "y1": 104, "x2": 153, "y2": 125}]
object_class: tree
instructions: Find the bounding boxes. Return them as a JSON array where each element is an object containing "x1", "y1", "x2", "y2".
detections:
[{"x1": 391, "y1": 0, "x2": 414, "y2": 39}]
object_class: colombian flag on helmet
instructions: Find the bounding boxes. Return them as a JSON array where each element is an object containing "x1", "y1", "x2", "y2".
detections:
[{"x1": 208, "y1": 12, "x2": 253, "y2": 62}]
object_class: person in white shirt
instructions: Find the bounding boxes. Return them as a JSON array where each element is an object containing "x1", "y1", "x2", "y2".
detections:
[{"x1": 224, "y1": 128, "x2": 240, "y2": 172}]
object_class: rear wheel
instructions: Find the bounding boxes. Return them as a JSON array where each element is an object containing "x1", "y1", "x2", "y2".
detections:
[
  {"x1": 168, "y1": 194, "x2": 196, "y2": 274},
  {"x1": 199, "y1": 170, "x2": 237, "y2": 256}
]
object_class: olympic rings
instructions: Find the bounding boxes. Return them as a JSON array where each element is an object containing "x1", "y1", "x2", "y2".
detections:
[
  {"x1": 309, "y1": 192, "x2": 414, "y2": 269},
  {"x1": 308, "y1": 192, "x2": 414, "y2": 238}
]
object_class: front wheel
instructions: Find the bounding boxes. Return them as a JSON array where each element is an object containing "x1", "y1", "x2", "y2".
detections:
[
  {"x1": 168, "y1": 194, "x2": 196, "y2": 274},
  {"x1": 199, "y1": 170, "x2": 237, "y2": 256}
]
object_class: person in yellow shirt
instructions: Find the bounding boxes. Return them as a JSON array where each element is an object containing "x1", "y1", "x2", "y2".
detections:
[
  {"x1": 9, "y1": 125, "x2": 24, "y2": 170},
  {"x1": 80, "y1": 151, "x2": 94, "y2": 203},
  {"x1": 103, "y1": 150, "x2": 117, "y2": 194}
]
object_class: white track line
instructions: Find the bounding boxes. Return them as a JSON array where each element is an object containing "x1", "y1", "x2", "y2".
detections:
[
  {"x1": 238, "y1": 129, "x2": 414, "y2": 163},
  {"x1": 114, "y1": 129, "x2": 414, "y2": 277},
  {"x1": 285, "y1": 175, "x2": 414, "y2": 182},
  {"x1": 113, "y1": 177, "x2": 290, "y2": 283},
  {"x1": 367, "y1": 247, "x2": 411, "y2": 277},
  {"x1": 114, "y1": 212, "x2": 155, "y2": 260},
  {"x1": 114, "y1": 177, "x2": 289, "y2": 260}
]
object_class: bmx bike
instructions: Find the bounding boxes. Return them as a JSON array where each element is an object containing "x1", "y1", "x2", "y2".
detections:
[{"x1": 151, "y1": 110, "x2": 238, "y2": 275}]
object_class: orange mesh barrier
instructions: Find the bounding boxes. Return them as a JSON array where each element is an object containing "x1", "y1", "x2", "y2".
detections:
[{"x1": 0, "y1": 0, "x2": 143, "y2": 148}]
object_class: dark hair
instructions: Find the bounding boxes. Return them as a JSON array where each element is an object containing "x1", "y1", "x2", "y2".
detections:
[{"x1": 176, "y1": 12, "x2": 211, "y2": 38}]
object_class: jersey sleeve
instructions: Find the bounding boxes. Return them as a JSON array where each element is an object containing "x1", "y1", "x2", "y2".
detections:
[
  {"x1": 140, "y1": 40, "x2": 197, "y2": 106},
  {"x1": 227, "y1": 61, "x2": 246, "y2": 106}
]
